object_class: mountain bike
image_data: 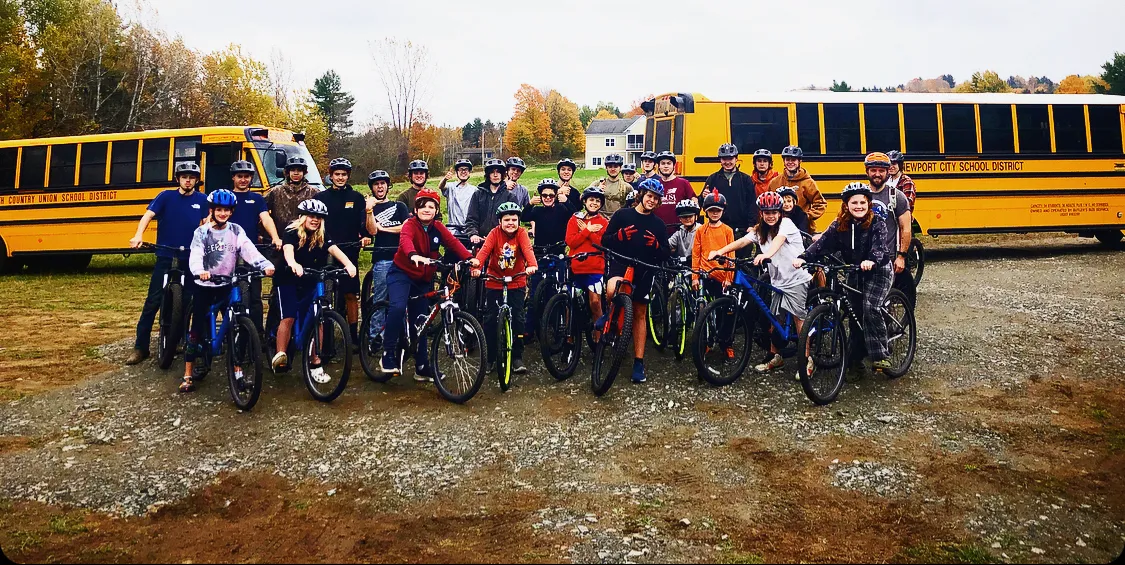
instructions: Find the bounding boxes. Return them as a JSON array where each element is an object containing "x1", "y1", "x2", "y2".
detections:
[
  {"x1": 663, "y1": 257, "x2": 715, "y2": 363},
  {"x1": 480, "y1": 272, "x2": 530, "y2": 393},
  {"x1": 359, "y1": 246, "x2": 400, "y2": 335},
  {"x1": 538, "y1": 252, "x2": 602, "y2": 380},
  {"x1": 528, "y1": 243, "x2": 568, "y2": 342},
  {"x1": 141, "y1": 243, "x2": 191, "y2": 370},
  {"x1": 190, "y1": 271, "x2": 267, "y2": 410}
]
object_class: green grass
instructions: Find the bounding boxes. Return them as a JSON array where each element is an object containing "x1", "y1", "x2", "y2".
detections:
[
  {"x1": 902, "y1": 542, "x2": 995, "y2": 564},
  {"x1": 47, "y1": 514, "x2": 88, "y2": 535},
  {"x1": 720, "y1": 552, "x2": 765, "y2": 564},
  {"x1": 9, "y1": 529, "x2": 44, "y2": 551}
]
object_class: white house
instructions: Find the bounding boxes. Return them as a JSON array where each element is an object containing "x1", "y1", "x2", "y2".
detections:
[{"x1": 584, "y1": 116, "x2": 646, "y2": 169}]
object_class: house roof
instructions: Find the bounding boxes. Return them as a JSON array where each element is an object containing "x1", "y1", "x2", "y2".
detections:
[{"x1": 585, "y1": 117, "x2": 642, "y2": 135}]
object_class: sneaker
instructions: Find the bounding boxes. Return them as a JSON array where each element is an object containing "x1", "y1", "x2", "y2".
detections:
[
  {"x1": 125, "y1": 348, "x2": 149, "y2": 365},
  {"x1": 380, "y1": 354, "x2": 401, "y2": 375},
  {"x1": 754, "y1": 354, "x2": 784, "y2": 373},
  {"x1": 513, "y1": 359, "x2": 528, "y2": 374},
  {"x1": 310, "y1": 366, "x2": 330, "y2": 384},
  {"x1": 805, "y1": 356, "x2": 815, "y2": 377},
  {"x1": 414, "y1": 364, "x2": 445, "y2": 382},
  {"x1": 631, "y1": 363, "x2": 647, "y2": 383},
  {"x1": 271, "y1": 351, "x2": 288, "y2": 371},
  {"x1": 872, "y1": 359, "x2": 893, "y2": 371},
  {"x1": 178, "y1": 376, "x2": 195, "y2": 393}
]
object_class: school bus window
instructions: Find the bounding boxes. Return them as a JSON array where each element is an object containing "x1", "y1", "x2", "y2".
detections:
[
  {"x1": 903, "y1": 103, "x2": 939, "y2": 154},
  {"x1": 48, "y1": 144, "x2": 78, "y2": 188},
  {"x1": 795, "y1": 103, "x2": 821, "y2": 155},
  {"x1": 979, "y1": 104, "x2": 1015, "y2": 153},
  {"x1": 864, "y1": 103, "x2": 901, "y2": 153},
  {"x1": 823, "y1": 103, "x2": 861, "y2": 154},
  {"x1": 20, "y1": 145, "x2": 47, "y2": 189},
  {"x1": 1052, "y1": 105, "x2": 1087, "y2": 153},
  {"x1": 0, "y1": 147, "x2": 17, "y2": 191},
  {"x1": 141, "y1": 137, "x2": 171, "y2": 182},
  {"x1": 654, "y1": 119, "x2": 672, "y2": 153},
  {"x1": 1016, "y1": 105, "x2": 1051, "y2": 153},
  {"x1": 110, "y1": 140, "x2": 139, "y2": 184},
  {"x1": 243, "y1": 149, "x2": 264, "y2": 188},
  {"x1": 729, "y1": 107, "x2": 789, "y2": 155},
  {"x1": 79, "y1": 142, "x2": 108, "y2": 186},
  {"x1": 174, "y1": 136, "x2": 202, "y2": 161},
  {"x1": 941, "y1": 104, "x2": 977, "y2": 154},
  {"x1": 673, "y1": 115, "x2": 685, "y2": 155},
  {"x1": 1087, "y1": 105, "x2": 1123, "y2": 154},
  {"x1": 644, "y1": 119, "x2": 655, "y2": 152}
]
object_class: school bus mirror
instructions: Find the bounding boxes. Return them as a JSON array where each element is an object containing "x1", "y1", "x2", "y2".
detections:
[
  {"x1": 274, "y1": 152, "x2": 287, "y2": 169},
  {"x1": 641, "y1": 100, "x2": 655, "y2": 116},
  {"x1": 275, "y1": 167, "x2": 285, "y2": 179},
  {"x1": 293, "y1": 132, "x2": 306, "y2": 143}
]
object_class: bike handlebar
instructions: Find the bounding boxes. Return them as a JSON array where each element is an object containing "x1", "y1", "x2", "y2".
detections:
[
  {"x1": 592, "y1": 244, "x2": 673, "y2": 273},
  {"x1": 140, "y1": 242, "x2": 186, "y2": 253}
]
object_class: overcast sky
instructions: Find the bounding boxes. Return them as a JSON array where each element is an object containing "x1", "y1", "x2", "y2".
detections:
[{"x1": 146, "y1": 0, "x2": 1120, "y2": 127}]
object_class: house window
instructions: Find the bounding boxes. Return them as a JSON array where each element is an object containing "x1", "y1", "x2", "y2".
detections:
[
  {"x1": 627, "y1": 134, "x2": 644, "y2": 150},
  {"x1": 605, "y1": 138, "x2": 615, "y2": 147},
  {"x1": 592, "y1": 157, "x2": 602, "y2": 166}
]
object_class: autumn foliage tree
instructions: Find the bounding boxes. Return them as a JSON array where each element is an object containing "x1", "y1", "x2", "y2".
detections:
[
  {"x1": 1056, "y1": 74, "x2": 1109, "y2": 94},
  {"x1": 506, "y1": 84, "x2": 552, "y2": 160},
  {"x1": 545, "y1": 90, "x2": 584, "y2": 157},
  {"x1": 953, "y1": 70, "x2": 1010, "y2": 93}
]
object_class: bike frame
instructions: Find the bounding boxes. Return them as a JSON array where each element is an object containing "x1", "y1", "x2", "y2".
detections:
[{"x1": 727, "y1": 269, "x2": 799, "y2": 342}]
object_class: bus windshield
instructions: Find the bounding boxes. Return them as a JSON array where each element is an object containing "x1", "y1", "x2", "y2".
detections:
[{"x1": 255, "y1": 143, "x2": 323, "y2": 188}]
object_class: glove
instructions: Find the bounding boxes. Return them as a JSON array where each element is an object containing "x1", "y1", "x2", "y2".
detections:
[
  {"x1": 616, "y1": 225, "x2": 637, "y2": 242},
  {"x1": 643, "y1": 230, "x2": 660, "y2": 250}
]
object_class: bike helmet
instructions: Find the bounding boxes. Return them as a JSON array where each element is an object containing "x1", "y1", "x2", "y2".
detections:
[
  {"x1": 297, "y1": 198, "x2": 328, "y2": 218},
  {"x1": 174, "y1": 161, "x2": 201, "y2": 177},
  {"x1": 780, "y1": 145, "x2": 804, "y2": 159},
  {"x1": 622, "y1": 163, "x2": 637, "y2": 174},
  {"x1": 506, "y1": 156, "x2": 526, "y2": 171},
  {"x1": 675, "y1": 198, "x2": 700, "y2": 216},
  {"x1": 624, "y1": 190, "x2": 638, "y2": 207},
  {"x1": 604, "y1": 153, "x2": 625, "y2": 166},
  {"x1": 407, "y1": 159, "x2": 429, "y2": 173},
  {"x1": 537, "y1": 178, "x2": 560, "y2": 192},
  {"x1": 582, "y1": 185, "x2": 606, "y2": 203},
  {"x1": 328, "y1": 157, "x2": 352, "y2": 172},
  {"x1": 640, "y1": 151, "x2": 656, "y2": 162},
  {"x1": 864, "y1": 152, "x2": 891, "y2": 169},
  {"x1": 637, "y1": 177, "x2": 665, "y2": 198},
  {"x1": 718, "y1": 143, "x2": 739, "y2": 158},
  {"x1": 556, "y1": 158, "x2": 577, "y2": 173},
  {"x1": 496, "y1": 201, "x2": 523, "y2": 218},
  {"x1": 367, "y1": 169, "x2": 391, "y2": 187},
  {"x1": 284, "y1": 156, "x2": 308, "y2": 171},
  {"x1": 207, "y1": 189, "x2": 237, "y2": 208},
  {"x1": 453, "y1": 158, "x2": 473, "y2": 171},
  {"x1": 703, "y1": 189, "x2": 727, "y2": 210},
  {"x1": 655, "y1": 151, "x2": 676, "y2": 164},
  {"x1": 415, "y1": 188, "x2": 441, "y2": 208},
  {"x1": 229, "y1": 160, "x2": 255, "y2": 175},
  {"x1": 756, "y1": 191, "x2": 783, "y2": 211},
  {"x1": 752, "y1": 149, "x2": 773, "y2": 161},
  {"x1": 887, "y1": 150, "x2": 905, "y2": 165},
  {"x1": 776, "y1": 186, "x2": 799, "y2": 201},
  {"x1": 841, "y1": 181, "x2": 874, "y2": 201},
  {"x1": 484, "y1": 158, "x2": 506, "y2": 175}
]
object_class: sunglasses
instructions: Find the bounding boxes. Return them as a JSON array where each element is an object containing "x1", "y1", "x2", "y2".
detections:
[{"x1": 541, "y1": 193, "x2": 557, "y2": 199}]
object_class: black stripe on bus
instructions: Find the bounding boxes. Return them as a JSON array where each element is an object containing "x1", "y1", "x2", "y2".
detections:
[{"x1": 927, "y1": 224, "x2": 1125, "y2": 236}]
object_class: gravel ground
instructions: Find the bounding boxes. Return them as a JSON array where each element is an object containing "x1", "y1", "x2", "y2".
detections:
[{"x1": 1, "y1": 236, "x2": 1124, "y2": 563}]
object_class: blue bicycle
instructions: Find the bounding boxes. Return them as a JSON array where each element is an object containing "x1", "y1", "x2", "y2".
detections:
[{"x1": 191, "y1": 271, "x2": 267, "y2": 411}]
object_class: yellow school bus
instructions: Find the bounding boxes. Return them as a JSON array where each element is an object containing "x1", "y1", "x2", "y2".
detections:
[
  {"x1": 641, "y1": 92, "x2": 1125, "y2": 243},
  {"x1": 0, "y1": 126, "x2": 323, "y2": 271}
]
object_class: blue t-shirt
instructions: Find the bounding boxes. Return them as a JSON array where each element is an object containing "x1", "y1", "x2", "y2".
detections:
[
  {"x1": 148, "y1": 189, "x2": 208, "y2": 259},
  {"x1": 230, "y1": 190, "x2": 268, "y2": 244}
]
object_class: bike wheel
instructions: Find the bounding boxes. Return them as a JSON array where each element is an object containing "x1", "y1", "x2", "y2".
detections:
[
  {"x1": 360, "y1": 270, "x2": 374, "y2": 327},
  {"x1": 431, "y1": 311, "x2": 487, "y2": 404},
  {"x1": 498, "y1": 309, "x2": 513, "y2": 392},
  {"x1": 692, "y1": 297, "x2": 753, "y2": 387},
  {"x1": 530, "y1": 280, "x2": 556, "y2": 341},
  {"x1": 463, "y1": 275, "x2": 482, "y2": 319},
  {"x1": 359, "y1": 300, "x2": 392, "y2": 383},
  {"x1": 226, "y1": 316, "x2": 263, "y2": 411},
  {"x1": 591, "y1": 294, "x2": 633, "y2": 397},
  {"x1": 907, "y1": 238, "x2": 925, "y2": 287},
  {"x1": 302, "y1": 310, "x2": 351, "y2": 402},
  {"x1": 881, "y1": 289, "x2": 916, "y2": 379},
  {"x1": 667, "y1": 288, "x2": 688, "y2": 362},
  {"x1": 798, "y1": 304, "x2": 847, "y2": 405},
  {"x1": 647, "y1": 282, "x2": 668, "y2": 353},
  {"x1": 156, "y1": 283, "x2": 184, "y2": 370},
  {"x1": 540, "y1": 294, "x2": 581, "y2": 381}
]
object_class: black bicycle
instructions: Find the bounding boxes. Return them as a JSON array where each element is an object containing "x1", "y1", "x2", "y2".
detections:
[
  {"x1": 190, "y1": 270, "x2": 268, "y2": 411},
  {"x1": 538, "y1": 252, "x2": 602, "y2": 380},
  {"x1": 141, "y1": 243, "x2": 191, "y2": 370},
  {"x1": 528, "y1": 242, "x2": 569, "y2": 342},
  {"x1": 663, "y1": 257, "x2": 716, "y2": 363},
  {"x1": 480, "y1": 272, "x2": 530, "y2": 392}
]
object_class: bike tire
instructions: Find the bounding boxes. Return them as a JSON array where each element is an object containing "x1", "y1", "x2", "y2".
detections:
[
  {"x1": 498, "y1": 309, "x2": 513, "y2": 392},
  {"x1": 591, "y1": 293, "x2": 633, "y2": 397},
  {"x1": 226, "y1": 316, "x2": 263, "y2": 411},
  {"x1": 157, "y1": 283, "x2": 184, "y2": 370},
  {"x1": 302, "y1": 310, "x2": 351, "y2": 402},
  {"x1": 529, "y1": 279, "x2": 556, "y2": 341},
  {"x1": 360, "y1": 269, "x2": 374, "y2": 329},
  {"x1": 431, "y1": 311, "x2": 487, "y2": 404},
  {"x1": 798, "y1": 304, "x2": 847, "y2": 405},
  {"x1": 692, "y1": 296, "x2": 754, "y2": 387},
  {"x1": 881, "y1": 289, "x2": 916, "y2": 379},
  {"x1": 667, "y1": 288, "x2": 688, "y2": 362},
  {"x1": 540, "y1": 293, "x2": 581, "y2": 381},
  {"x1": 646, "y1": 282, "x2": 668, "y2": 352},
  {"x1": 462, "y1": 275, "x2": 482, "y2": 319},
  {"x1": 359, "y1": 300, "x2": 393, "y2": 383},
  {"x1": 907, "y1": 238, "x2": 925, "y2": 287}
]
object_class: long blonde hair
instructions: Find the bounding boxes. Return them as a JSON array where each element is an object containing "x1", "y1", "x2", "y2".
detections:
[{"x1": 288, "y1": 215, "x2": 326, "y2": 249}]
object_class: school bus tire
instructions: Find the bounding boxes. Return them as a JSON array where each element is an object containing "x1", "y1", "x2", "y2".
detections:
[{"x1": 1094, "y1": 230, "x2": 1123, "y2": 246}]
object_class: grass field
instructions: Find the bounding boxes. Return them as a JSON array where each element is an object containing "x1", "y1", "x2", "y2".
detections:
[{"x1": 387, "y1": 164, "x2": 612, "y2": 212}]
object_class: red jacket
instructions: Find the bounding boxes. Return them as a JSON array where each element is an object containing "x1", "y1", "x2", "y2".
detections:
[
  {"x1": 474, "y1": 226, "x2": 537, "y2": 290},
  {"x1": 751, "y1": 170, "x2": 778, "y2": 197},
  {"x1": 565, "y1": 212, "x2": 608, "y2": 275},
  {"x1": 393, "y1": 217, "x2": 471, "y2": 282}
]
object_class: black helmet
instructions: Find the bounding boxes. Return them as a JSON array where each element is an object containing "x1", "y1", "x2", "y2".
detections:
[
  {"x1": 622, "y1": 163, "x2": 637, "y2": 174},
  {"x1": 718, "y1": 143, "x2": 738, "y2": 158},
  {"x1": 229, "y1": 160, "x2": 255, "y2": 175},
  {"x1": 454, "y1": 158, "x2": 473, "y2": 171},
  {"x1": 887, "y1": 150, "x2": 905, "y2": 164},
  {"x1": 752, "y1": 149, "x2": 773, "y2": 162},
  {"x1": 703, "y1": 189, "x2": 728, "y2": 210},
  {"x1": 284, "y1": 156, "x2": 308, "y2": 171},
  {"x1": 328, "y1": 157, "x2": 352, "y2": 172},
  {"x1": 537, "y1": 178, "x2": 560, "y2": 192},
  {"x1": 780, "y1": 145, "x2": 804, "y2": 159},
  {"x1": 604, "y1": 154, "x2": 625, "y2": 166},
  {"x1": 582, "y1": 185, "x2": 606, "y2": 204},
  {"x1": 640, "y1": 151, "x2": 656, "y2": 162},
  {"x1": 367, "y1": 170, "x2": 391, "y2": 187},
  {"x1": 556, "y1": 158, "x2": 577, "y2": 173},
  {"x1": 506, "y1": 156, "x2": 526, "y2": 171},
  {"x1": 407, "y1": 159, "x2": 429, "y2": 173},
  {"x1": 174, "y1": 161, "x2": 201, "y2": 177},
  {"x1": 484, "y1": 158, "x2": 506, "y2": 175},
  {"x1": 675, "y1": 198, "x2": 700, "y2": 217},
  {"x1": 655, "y1": 151, "x2": 676, "y2": 164}
]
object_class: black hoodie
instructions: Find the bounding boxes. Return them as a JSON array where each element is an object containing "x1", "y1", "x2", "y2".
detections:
[{"x1": 464, "y1": 181, "x2": 519, "y2": 237}]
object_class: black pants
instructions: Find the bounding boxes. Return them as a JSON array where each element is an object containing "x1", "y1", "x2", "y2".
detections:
[
  {"x1": 892, "y1": 269, "x2": 916, "y2": 309},
  {"x1": 484, "y1": 287, "x2": 526, "y2": 363}
]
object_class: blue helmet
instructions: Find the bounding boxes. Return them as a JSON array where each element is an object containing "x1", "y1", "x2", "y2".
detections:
[
  {"x1": 207, "y1": 189, "x2": 238, "y2": 208},
  {"x1": 637, "y1": 177, "x2": 665, "y2": 198}
]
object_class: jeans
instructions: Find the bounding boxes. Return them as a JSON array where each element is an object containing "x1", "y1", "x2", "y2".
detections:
[
  {"x1": 382, "y1": 266, "x2": 432, "y2": 368},
  {"x1": 484, "y1": 287, "x2": 526, "y2": 363},
  {"x1": 134, "y1": 256, "x2": 195, "y2": 351},
  {"x1": 367, "y1": 260, "x2": 393, "y2": 339}
]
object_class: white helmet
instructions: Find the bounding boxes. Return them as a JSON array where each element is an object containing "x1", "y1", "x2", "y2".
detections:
[{"x1": 297, "y1": 198, "x2": 328, "y2": 218}]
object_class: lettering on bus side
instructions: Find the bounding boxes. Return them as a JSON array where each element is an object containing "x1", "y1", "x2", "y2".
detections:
[
  {"x1": 2, "y1": 190, "x2": 119, "y2": 206},
  {"x1": 1030, "y1": 201, "x2": 1110, "y2": 217},
  {"x1": 905, "y1": 160, "x2": 1025, "y2": 174}
]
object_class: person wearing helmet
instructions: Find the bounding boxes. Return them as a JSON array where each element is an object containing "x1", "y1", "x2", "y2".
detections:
[
  {"x1": 439, "y1": 159, "x2": 476, "y2": 234},
  {"x1": 654, "y1": 151, "x2": 698, "y2": 235},
  {"x1": 602, "y1": 177, "x2": 671, "y2": 383},
  {"x1": 701, "y1": 144, "x2": 759, "y2": 245},
  {"x1": 624, "y1": 189, "x2": 638, "y2": 208},
  {"x1": 776, "y1": 186, "x2": 810, "y2": 235},
  {"x1": 565, "y1": 186, "x2": 609, "y2": 338},
  {"x1": 748, "y1": 149, "x2": 777, "y2": 197},
  {"x1": 504, "y1": 157, "x2": 532, "y2": 207},
  {"x1": 272, "y1": 199, "x2": 358, "y2": 373},
  {"x1": 316, "y1": 157, "x2": 377, "y2": 347},
  {"x1": 593, "y1": 153, "x2": 631, "y2": 214},
  {"x1": 556, "y1": 158, "x2": 580, "y2": 199},
  {"x1": 692, "y1": 189, "x2": 734, "y2": 297},
  {"x1": 397, "y1": 159, "x2": 431, "y2": 212},
  {"x1": 469, "y1": 201, "x2": 538, "y2": 374},
  {"x1": 864, "y1": 152, "x2": 915, "y2": 307},
  {"x1": 767, "y1": 145, "x2": 827, "y2": 232},
  {"x1": 639, "y1": 151, "x2": 658, "y2": 180},
  {"x1": 383, "y1": 189, "x2": 473, "y2": 379},
  {"x1": 265, "y1": 156, "x2": 320, "y2": 243},
  {"x1": 125, "y1": 161, "x2": 210, "y2": 365},
  {"x1": 622, "y1": 163, "x2": 640, "y2": 189},
  {"x1": 178, "y1": 190, "x2": 275, "y2": 391},
  {"x1": 885, "y1": 150, "x2": 916, "y2": 211},
  {"x1": 464, "y1": 158, "x2": 519, "y2": 244},
  {"x1": 524, "y1": 178, "x2": 575, "y2": 247},
  {"x1": 668, "y1": 199, "x2": 701, "y2": 261},
  {"x1": 226, "y1": 160, "x2": 282, "y2": 333},
  {"x1": 364, "y1": 170, "x2": 409, "y2": 351},
  {"x1": 711, "y1": 190, "x2": 813, "y2": 373},
  {"x1": 795, "y1": 182, "x2": 893, "y2": 374}
]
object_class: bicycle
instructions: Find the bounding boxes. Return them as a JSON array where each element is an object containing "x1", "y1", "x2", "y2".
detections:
[
  {"x1": 798, "y1": 261, "x2": 917, "y2": 405},
  {"x1": 359, "y1": 245, "x2": 400, "y2": 338},
  {"x1": 906, "y1": 236, "x2": 925, "y2": 287},
  {"x1": 265, "y1": 267, "x2": 353, "y2": 403},
  {"x1": 663, "y1": 256, "x2": 716, "y2": 363},
  {"x1": 190, "y1": 271, "x2": 267, "y2": 411},
  {"x1": 646, "y1": 264, "x2": 671, "y2": 354},
  {"x1": 480, "y1": 272, "x2": 531, "y2": 393},
  {"x1": 528, "y1": 242, "x2": 569, "y2": 342},
  {"x1": 141, "y1": 243, "x2": 192, "y2": 370},
  {"x1": 538, "y1": 252, "x2": 602, "y2": 380},
  {"x1": 361, "y1": 259, "x2": 488, "y2": 404}
]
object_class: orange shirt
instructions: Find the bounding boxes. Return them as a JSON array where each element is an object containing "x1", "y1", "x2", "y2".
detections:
[
  {"x1": 474, "y1": 226, "x2": 537, "y2": 290},
  {"x1": 692, "y1": 222, "x2": 734, "y2": 285}
]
